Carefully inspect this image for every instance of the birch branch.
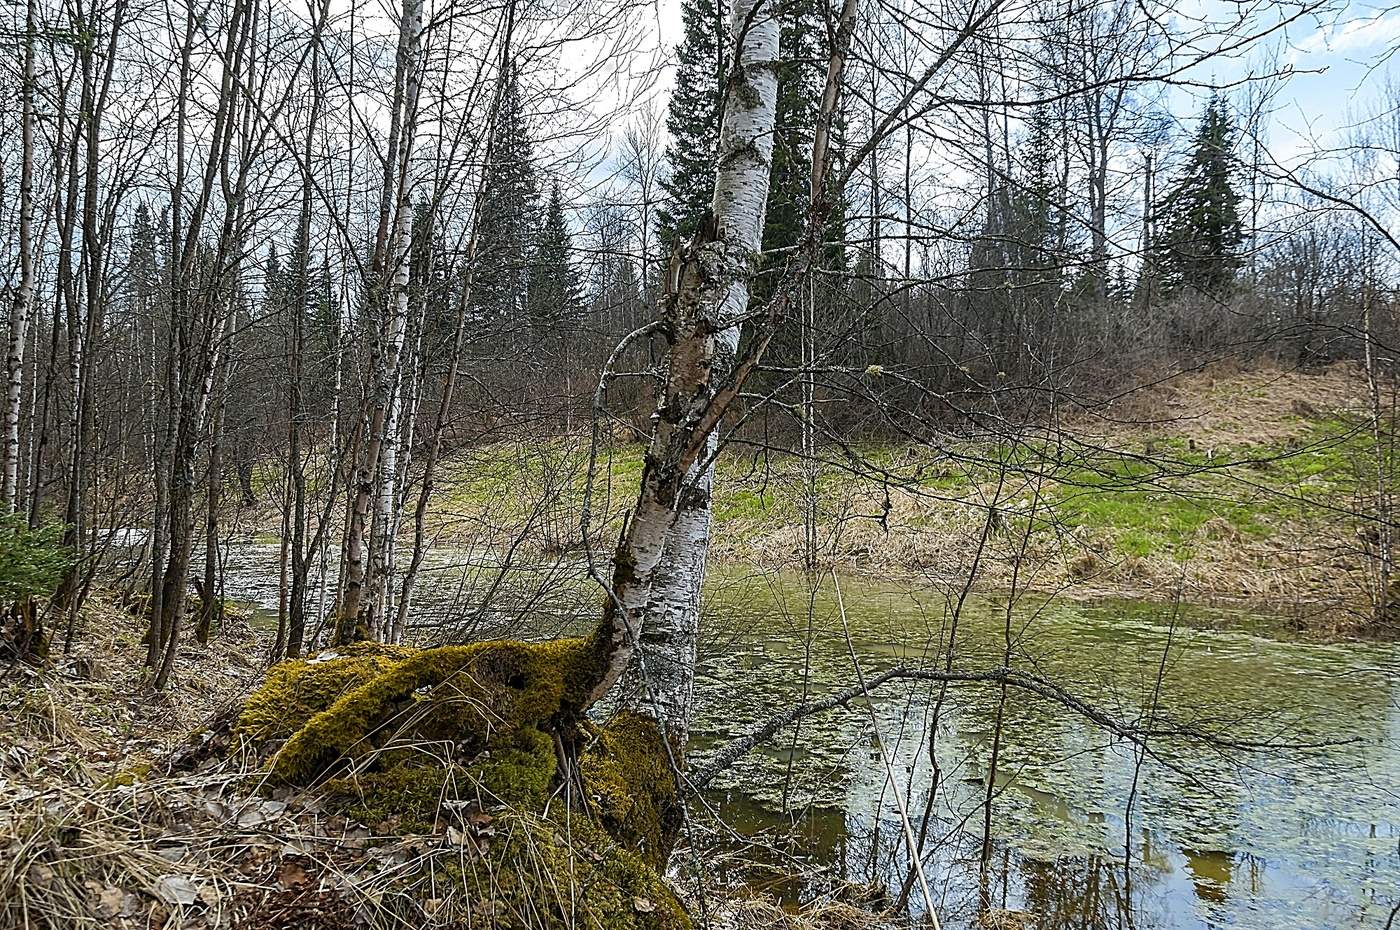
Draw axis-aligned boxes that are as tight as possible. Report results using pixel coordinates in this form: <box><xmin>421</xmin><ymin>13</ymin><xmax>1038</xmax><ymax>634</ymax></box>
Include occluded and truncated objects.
<box><xmin>688</xmin><ymin>663</ymin><xmax>1354</xmax><ymax>790</ymax></box>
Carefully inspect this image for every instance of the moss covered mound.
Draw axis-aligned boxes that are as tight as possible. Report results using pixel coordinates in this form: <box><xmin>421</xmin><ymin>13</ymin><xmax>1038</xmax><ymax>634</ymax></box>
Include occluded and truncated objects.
<box><xmin>581</xmin><ymin>710</ymin><xmax>685</xmax><ymax>869</ymax></box>
<box><xmin>234</xmin><ymin>639</ymin><xmax>688</xmax><ymax>930</ymax></box>
<box><xmin>407</xmin><ymin>810</ymin><xmax>690</xmax><ymax>930</ymax></box>
<box><xmin>236</xmin><ymin>641</ymin><xmax>417</xmax><ymax>744</ymax></box>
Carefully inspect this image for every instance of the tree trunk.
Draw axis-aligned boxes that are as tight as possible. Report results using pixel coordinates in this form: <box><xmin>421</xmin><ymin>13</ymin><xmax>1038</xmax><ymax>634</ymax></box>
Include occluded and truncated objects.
<box><xmin>2</xmin><ymin>0</ymin><xmax>37</xmax><ymax>513</ymax></box>
<box><xmin>590</xmin><ymin>0</ymin><xmax>781</xmax><ymax>732</ymax></box>
<box><xmin>338</xmin><ymin>0</ymin><xmax>423</xmax><ymax>641</ymax></box>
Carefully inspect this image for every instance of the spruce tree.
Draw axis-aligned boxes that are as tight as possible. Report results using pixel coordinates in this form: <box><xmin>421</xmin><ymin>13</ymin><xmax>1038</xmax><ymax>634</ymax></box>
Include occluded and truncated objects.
<box><xmin>473</xmin><ymin>69</ymin><xmax>539</xmax><ymax>321</ymax></box>
<box><xmin>1152</xmin><ymin>94</ymin><xmax>1244</xmax><ymax>299</ymax></box>
<box><xmin>757</xmin><ymin>0</ymin><xmax>849</xmax><ymax>315</ymax></box>
<box><xmin>659</xmin><ymin>0</ymin><xmax>847</xmax><ymax>276</ymax></box>
<box><xmin>761</xmin><ymin>0</ymin><xmax>822</xmax><ymax>269</ymax></box>
<box><xmin>126</xmin><ymin>202</ymin><xmax>162</xmax><ymax>309</ymax></box>
<box><xmin>528</xmin><ymin>183</ymin><xmax>583</xmax><ymax>337</ymax></box>
<box><xmin>657</xmin><ymin>0</ymin><xmax>727</xmax><ymax>248</ymax></box>
<box><xmin>1009</xmin><ymin>106</ymin><xmax>1059</xmax><ymax>293</ymax></box>
<box><xmin>410</xmin><ymin>198</ymin><xmax>457</xmax><ymax>348</ymax></box>
<box><xmin>263</xmin><ymin>242</ymin><xmax>287</xmax><ymax>316</ymax></box>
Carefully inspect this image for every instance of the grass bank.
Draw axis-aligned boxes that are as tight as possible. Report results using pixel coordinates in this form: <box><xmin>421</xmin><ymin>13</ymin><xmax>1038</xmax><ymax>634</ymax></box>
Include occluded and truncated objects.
<box><xmin>427</xmin><ymin>362</ymin><xmax>1391</xmax><ymax>628</ymax></box>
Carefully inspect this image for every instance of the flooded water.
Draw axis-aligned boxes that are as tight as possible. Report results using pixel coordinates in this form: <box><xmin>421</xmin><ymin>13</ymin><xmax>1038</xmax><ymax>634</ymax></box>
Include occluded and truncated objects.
<box><xmin>692</xmin><ymin>570</ymin><xmax>1400</xmax><ymax>930</ymax></box>
<box><xmin>216</xmin><ymin>544</ymin><xmax>1400</xmax><ymax>930</ymax></box>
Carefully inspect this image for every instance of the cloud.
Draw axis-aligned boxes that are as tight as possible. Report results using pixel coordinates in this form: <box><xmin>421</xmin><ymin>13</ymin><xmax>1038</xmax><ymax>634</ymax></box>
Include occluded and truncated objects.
<box><xmin>1293</xmin><ymin>8</ymin><xmax>1400</xmax><ymax>60</ymax></box>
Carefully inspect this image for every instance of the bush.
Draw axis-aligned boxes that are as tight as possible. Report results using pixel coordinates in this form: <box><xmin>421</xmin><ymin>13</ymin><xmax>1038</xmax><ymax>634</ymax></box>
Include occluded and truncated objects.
<box><xmin>0</xmin><ymin>513</ymin><xmax>72</xmax><ymax>605</ymax></box>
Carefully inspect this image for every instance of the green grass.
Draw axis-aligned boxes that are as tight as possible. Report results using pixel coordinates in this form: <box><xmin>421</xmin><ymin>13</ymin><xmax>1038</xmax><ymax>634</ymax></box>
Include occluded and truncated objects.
<box><xmin>302</xmin><ymin>403</ymin><xmax>1392</xmax><ymax>569</ymax></box>
<box><xmin>1043</xmin><ymin>418</ymin><xmax>1384</xmax><ymax>559</ymax></box>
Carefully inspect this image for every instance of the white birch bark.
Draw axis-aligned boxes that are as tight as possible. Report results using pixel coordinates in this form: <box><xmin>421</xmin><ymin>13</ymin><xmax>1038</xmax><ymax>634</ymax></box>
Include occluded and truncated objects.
<box><xmin>3</xmin><ymin>0</ymin><xmax>37</xmax><ymax>512</ymax></box>
<box><xmin>338</xmin><ymin>0</ymin><xmax>422</xmax><ymax>637</ymax></box>
<box><xmin>345</xmin><ymin>198</ymin><xmax>412</xmax><ymax>637</ymax></box>
<box><xmin>609</xmin><ymin>0</ymin><xmax>860</xmax><ymax>738</ymax></box>
<box><xmin>626</xmin><ymin>444</ymin><xmax>723</xmax><ymax>737</ymax></box>
<box><xmin>591</xmin><ymin>0</ymin><xmax>779</xmax><ymax>721</ymax></box>
<box><xmin>370</xmin><ymin>300</ymin><xmax>407</xmax><ymax>629</ymax></box>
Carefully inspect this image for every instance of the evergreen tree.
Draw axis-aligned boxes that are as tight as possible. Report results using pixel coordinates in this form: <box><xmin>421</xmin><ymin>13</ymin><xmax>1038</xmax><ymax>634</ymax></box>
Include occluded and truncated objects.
<box><xmin>473</xmin><ymin>69</ymin><xmax>539</xmax><ymax>321</ymax></box>
<box><xmin>125</xmin><ymin>202</ymin><xmax>162</xmax><ymax>311</ymax></box>
<box><xmin>657</xmin><ymin>0</ymin><xmax>727</xmax><ymax>248</ymax></box>
<box><xmin>761</xmin><ymin>0</ymin><xmax>823</xmax><ymax>271</ymax></box>
<box><xmin>962</xmin><ymin>110</ymin><xmax>1068</xmax><ymax>377</ymax></box>
<box><xmin>410</xmin><ymin>198</ymin><xmax>457</xmax><ymax>348</ymax></box>
<box><xmin>263</xmin><ymin>241</ymin><xmax>288</xmax><ymax>315</ymax></box>
<box><xmin>1151</xmin><ymin>94</ymin><xmax>1244</xmax><ymax>299</ymax></box>
<box><xmin>659</xmin><ymin>0</ymin><xmax>847</xmax><ymax>274</ymax></box>
<box><xmin>1008</xmin><ymin>106</ymin><xmax>1060</xmax><ymax>296</ymax></box>
<box><xmin>528</xmin><ymin>183</ymin><xmax>584</xmax><ymax>337</ymax></box>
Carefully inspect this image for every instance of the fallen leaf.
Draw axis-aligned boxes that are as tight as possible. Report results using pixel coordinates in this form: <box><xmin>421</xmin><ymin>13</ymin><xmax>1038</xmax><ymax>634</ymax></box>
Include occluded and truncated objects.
<box><xmin>96</xmin><ymin>885</ymin><xmax>125</xmax><ymax>917</ymax></box>
<box><xmin>156</xmin><ymin>875</ymin><xmax>199</xmax><ymax>907</ymax></box>
<box><xmin>236</xmin><ymin>811</ymin><xmax>264</xmax><ymax>828</ymax></box>
<box><xmin>277</xmin><ymin>860</ymin><xmax>311</xmax><ymax>890</ymax></box>
<box><xmin>633</xmin><ymin>896</ymin><xmax>655</xmax><ymax>914</ymax></box>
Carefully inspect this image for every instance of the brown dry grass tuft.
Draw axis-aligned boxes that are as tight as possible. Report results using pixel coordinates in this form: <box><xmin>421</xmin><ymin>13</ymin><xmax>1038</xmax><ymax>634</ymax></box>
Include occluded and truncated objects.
<box><xmin>1073</xmin><ymin>359</ymin><xmax>1367</xmax><ymax>447</ymax></box>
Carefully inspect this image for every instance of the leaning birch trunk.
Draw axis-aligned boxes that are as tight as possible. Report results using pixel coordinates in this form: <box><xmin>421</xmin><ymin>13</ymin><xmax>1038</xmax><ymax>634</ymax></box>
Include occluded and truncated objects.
<box><xmin>605</xmin><ymin>0</ymin><xmax>861</xmax><ymax>738</ymax></box>
<box><xmin>2</xmin><ymin>0</ymin><xmax>37</xmax><ymax>513</ymax></box>
<box><xmin>337</xmin><ymin>0</ymin><xmax>423</xmax><ymax>639</ymax></box>
<box><xmin>585</xmin><ymin>0</ymin><xmax>779</xmax><ymax>724</ymax></box>
<box><xmin>623</xmin><ymin>454</ymin><xmax>721</xmax><ymax>740</ymax></box>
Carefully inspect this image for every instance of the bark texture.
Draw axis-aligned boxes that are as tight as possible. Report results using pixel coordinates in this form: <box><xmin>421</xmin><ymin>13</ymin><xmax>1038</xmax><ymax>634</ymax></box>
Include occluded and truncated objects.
<box><xmin>591</xmin><ymin>0</ymin><xmax>779</xmax><ymax>732</ymax></box>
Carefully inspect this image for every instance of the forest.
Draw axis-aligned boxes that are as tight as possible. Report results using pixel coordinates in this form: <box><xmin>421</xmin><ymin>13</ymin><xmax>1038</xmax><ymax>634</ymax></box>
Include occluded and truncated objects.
<box><xmin>1</xmin><ymin>0</ymin><xmax>1399</xmax><ymax>926</ymax></box>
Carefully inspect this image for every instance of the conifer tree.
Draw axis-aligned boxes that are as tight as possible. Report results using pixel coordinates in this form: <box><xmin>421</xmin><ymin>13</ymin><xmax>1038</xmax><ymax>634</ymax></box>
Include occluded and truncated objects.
<box><xmin>659</xmin><ymin>0</ymin><xmax>847</xmax><ymax>279</ymax></box>
<box><xmin>656</xmin><ymin>0</ymin><xmax>727</xmax><ymax>248</ymax></box>
<box><xmin>263</xmin><ymin>242</ymin><xmax>287</xmax><ymax>316</ymax></box>
<box><xmin>410</xmin><ymin>198</ymin><xmax>456</xmax><ymax>348</ymax></box>
<box><xmin>528</xmin><ymin>183</ymin><xmax>584</xmax><ymax>336</ymax></box>
<box><xmin>473</xmin><ymin>69</ymin><xmax>539</xmax><ymax>321</ymax></box>
<box><xmin>762</xmin><ymin>1</ymin><xmax>823</xmax><ymax>269</ymax></box>
<box><xmin>1151</xmin><ymin>94</ymin><xmax>1244</xmax><ymax>299</ymax></box>
<box><xmin>1009</xmin><ymin>106</ymin><xmax>1060</xmax><ymax>294</ymax></box>
<box><xmin>125</xmin><ymin>202</ymin><xmax>162</xmax><ymax>312</ymax></box>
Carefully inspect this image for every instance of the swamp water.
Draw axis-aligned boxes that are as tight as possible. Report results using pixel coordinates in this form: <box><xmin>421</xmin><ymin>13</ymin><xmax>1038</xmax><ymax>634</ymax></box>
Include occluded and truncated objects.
<box><xmin>218</xmin><ymin>544</ymin><xmax>1400</xmax><ymax>929</ymax></box>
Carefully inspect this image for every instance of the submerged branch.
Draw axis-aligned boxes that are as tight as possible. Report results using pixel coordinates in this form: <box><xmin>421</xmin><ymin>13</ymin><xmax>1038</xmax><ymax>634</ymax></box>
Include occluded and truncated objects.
<box><xmin>688</xmin><ymin>664</ymin><xmax>1352</xmax><ymax>790</ymax></box>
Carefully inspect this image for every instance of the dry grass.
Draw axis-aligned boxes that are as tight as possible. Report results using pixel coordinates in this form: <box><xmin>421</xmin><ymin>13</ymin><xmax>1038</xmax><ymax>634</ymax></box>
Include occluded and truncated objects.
<box><xmin>1072</xmin><ymin>359</ymin><xmax>1368</xmax><ymax>447</ymax></box>
<box><xmin>706</xmin><ymin>893</ymin><xmax>903</xmax><ymax>930</ymax></box>
<box><xmin>3</xmin><ymin>597</ymin><xmax>882</xmax><ymax>930</ymax></box>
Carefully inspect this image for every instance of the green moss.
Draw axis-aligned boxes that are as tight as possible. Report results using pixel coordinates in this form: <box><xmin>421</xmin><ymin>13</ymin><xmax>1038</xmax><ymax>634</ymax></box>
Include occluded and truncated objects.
<box><xmin>580</xmin><ymin>712</ymin><xmax>683</xmax><ymax>869</ymax></box>
<box><xmin>234</xmin><ymin>636</ymin><xmax>688</xmax><ymax>929</ymax></box>
<box><xmin>264</xmin><ymin>637</ymin><xmax>600</xmax><ymax>784</ymax></box>
<box><xmin>433</xmin><ymin>810</ymin><xmax>689</xmax><ymax>930</ymax></box>
<box><xmin>324</xmin><ymin>763</ymin><xmax>463</xmax><ymax>830</ymax></box>
<box><xmin>104</xmin><ymin>761</ymin><xmax>154</xmax><ymax>788</ymax></box>
<box><xmin>235</xmin><ymin>641</ymin><xmax>415</xmax><ymax>744</ymax></box>
<box><xmin>471</xmin><ymin>725</ymin><xmax>559</xmax><ymax>809</ymax></box>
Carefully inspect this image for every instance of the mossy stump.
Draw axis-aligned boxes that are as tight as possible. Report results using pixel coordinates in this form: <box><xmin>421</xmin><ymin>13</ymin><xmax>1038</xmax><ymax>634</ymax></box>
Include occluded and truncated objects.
<box><xmin>233</xmin><ymin>638</ymin><xmax>688</xmax><ymax>930</ymax></box>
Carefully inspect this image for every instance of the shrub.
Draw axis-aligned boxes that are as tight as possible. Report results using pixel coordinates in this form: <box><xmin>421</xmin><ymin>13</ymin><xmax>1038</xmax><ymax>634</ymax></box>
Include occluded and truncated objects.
<box><xmin>0</xmin><ymin>513</ymin><xmax>72</xmax><ymax>605</ymax></box>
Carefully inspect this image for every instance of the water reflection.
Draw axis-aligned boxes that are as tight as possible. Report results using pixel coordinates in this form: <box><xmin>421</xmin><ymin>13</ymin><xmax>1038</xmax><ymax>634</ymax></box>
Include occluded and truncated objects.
<box><xmin>691</xmin><ymin>568</ymin><xmax>1400</xmax><ymax>930</ymax></box>
<box><xmin>209</xmin><ymin>544</ymin><xmax>1400</xmax><ymax>929</ymax></box>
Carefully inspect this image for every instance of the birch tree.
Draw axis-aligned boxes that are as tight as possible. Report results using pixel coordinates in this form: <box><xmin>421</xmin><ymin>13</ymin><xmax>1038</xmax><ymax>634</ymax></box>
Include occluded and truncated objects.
<box><xmin>587</xmin><ymin>0</ymin><xmax>783</xmax><ymax>733</ymax></box>
<box><xmin>2</xmin><ymin>0</ymin><xmax>38</xmax><ymax>513</ymax></box>
<box><xmin>337</xmin><ymin>0</ymin><xmax>426</xmax><ymax>641</ymax></box>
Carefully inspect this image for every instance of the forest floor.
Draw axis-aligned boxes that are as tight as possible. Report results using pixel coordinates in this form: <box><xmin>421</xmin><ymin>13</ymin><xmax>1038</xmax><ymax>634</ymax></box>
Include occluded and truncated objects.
<box><xmin>430</xmin><ymin>360</ymin><xmax>1388</xmax><ymax>630</ymax></box>
<box><xmin>0</xmin><ymin>597</ymin><xmax>898</xmax><ymax>930</ymax></box>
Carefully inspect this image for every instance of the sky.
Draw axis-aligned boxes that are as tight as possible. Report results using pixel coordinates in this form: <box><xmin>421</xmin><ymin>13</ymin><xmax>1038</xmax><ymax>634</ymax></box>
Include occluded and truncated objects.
<box><xmin>1270</xmin><ymin>1</ymin><xmax>1400</xmax><ymax>160</ymax></box>
<box><xmin>634</xmin><ymin>0</ymin><xmax>1400</xmax><ymax>165</ymax></box>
